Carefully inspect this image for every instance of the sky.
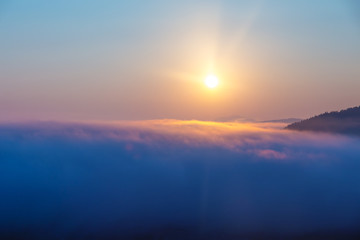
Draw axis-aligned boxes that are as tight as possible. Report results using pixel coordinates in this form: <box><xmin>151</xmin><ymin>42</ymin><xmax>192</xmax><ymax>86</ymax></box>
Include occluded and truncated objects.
<box><xmin>1</xmin><ymin>0</ymin><xmax>360</xmax><ymax>121</ymax></box>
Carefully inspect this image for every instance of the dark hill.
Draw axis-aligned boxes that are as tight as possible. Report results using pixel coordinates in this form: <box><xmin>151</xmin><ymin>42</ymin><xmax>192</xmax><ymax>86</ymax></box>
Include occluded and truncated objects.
<box><xmin>285</xmin><ymin>106</ymin><xmax>360</xmax><ymax>136</ymax></box>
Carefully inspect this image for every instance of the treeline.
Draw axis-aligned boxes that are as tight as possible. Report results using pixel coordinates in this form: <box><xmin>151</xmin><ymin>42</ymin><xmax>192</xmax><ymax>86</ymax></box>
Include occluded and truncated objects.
<box><xmin>286</xmin><ymin>106</ymin><xmax>360</xmax><ymax>136</ymax></box>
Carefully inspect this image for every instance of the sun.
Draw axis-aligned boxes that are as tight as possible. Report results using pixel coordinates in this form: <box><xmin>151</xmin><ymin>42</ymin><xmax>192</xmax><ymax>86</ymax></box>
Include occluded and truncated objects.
<box><xmin>204</xmin><ymin>74</ymin><xmax>219</xmax><ymax>88</ymax></box>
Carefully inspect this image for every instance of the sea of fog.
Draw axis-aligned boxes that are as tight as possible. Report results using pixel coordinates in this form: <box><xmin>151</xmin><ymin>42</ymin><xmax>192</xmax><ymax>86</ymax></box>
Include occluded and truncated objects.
<box><xmin>0</xmin><ymin>120</ymin><xmax>360</xmax><ymax>239</ymax></box>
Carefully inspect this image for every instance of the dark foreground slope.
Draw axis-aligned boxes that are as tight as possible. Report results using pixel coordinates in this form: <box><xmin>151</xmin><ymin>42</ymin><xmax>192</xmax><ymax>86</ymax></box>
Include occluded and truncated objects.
<box><xmin>286</xmin><ymin>106</ymin><xmax>360</xmax><ymax>136</ymax></box>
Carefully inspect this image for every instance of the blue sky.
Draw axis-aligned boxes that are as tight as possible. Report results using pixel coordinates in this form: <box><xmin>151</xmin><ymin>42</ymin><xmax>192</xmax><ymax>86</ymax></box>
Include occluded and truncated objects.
<box><xmin>1</xmin><ymin>0</ymin><xmax>359</xmax><ymax>121</ymax></box>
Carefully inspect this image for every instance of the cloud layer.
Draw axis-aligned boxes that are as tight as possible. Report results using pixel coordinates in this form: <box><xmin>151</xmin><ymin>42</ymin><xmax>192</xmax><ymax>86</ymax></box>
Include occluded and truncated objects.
<box><xmin>0</xmin><ymin>120</ymin><xmax>360</xmax><ymax>239</ymax></box>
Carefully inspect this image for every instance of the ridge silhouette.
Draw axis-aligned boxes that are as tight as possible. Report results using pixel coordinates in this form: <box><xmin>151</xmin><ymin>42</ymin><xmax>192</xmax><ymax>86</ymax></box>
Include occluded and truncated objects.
<box><xmin>286</xmin><ymin>106</ymin><xmax>360</xmax><ymax>136</ymax></box>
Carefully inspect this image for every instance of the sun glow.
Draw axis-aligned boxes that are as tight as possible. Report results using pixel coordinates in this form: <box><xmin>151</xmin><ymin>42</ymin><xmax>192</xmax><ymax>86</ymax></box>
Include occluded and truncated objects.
<box><xmin>204</xmin><ymin>75</ymin><xmax>219</xmax><ymax>88</ymax></box>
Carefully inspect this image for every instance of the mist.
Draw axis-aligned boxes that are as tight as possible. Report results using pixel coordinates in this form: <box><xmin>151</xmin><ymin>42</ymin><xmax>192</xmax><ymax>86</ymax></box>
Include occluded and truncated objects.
<box><xmin>0</xmin><ymin>121</ymin><xmax>360</xmax><ymax>239</ymax></box>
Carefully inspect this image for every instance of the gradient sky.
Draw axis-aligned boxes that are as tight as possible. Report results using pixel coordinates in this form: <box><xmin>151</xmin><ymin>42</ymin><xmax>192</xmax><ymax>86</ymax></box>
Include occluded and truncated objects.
<box><xmin>1</xmin><ymin>0</ymin><xmax>360</xmax><ymax>121</ymax></box>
